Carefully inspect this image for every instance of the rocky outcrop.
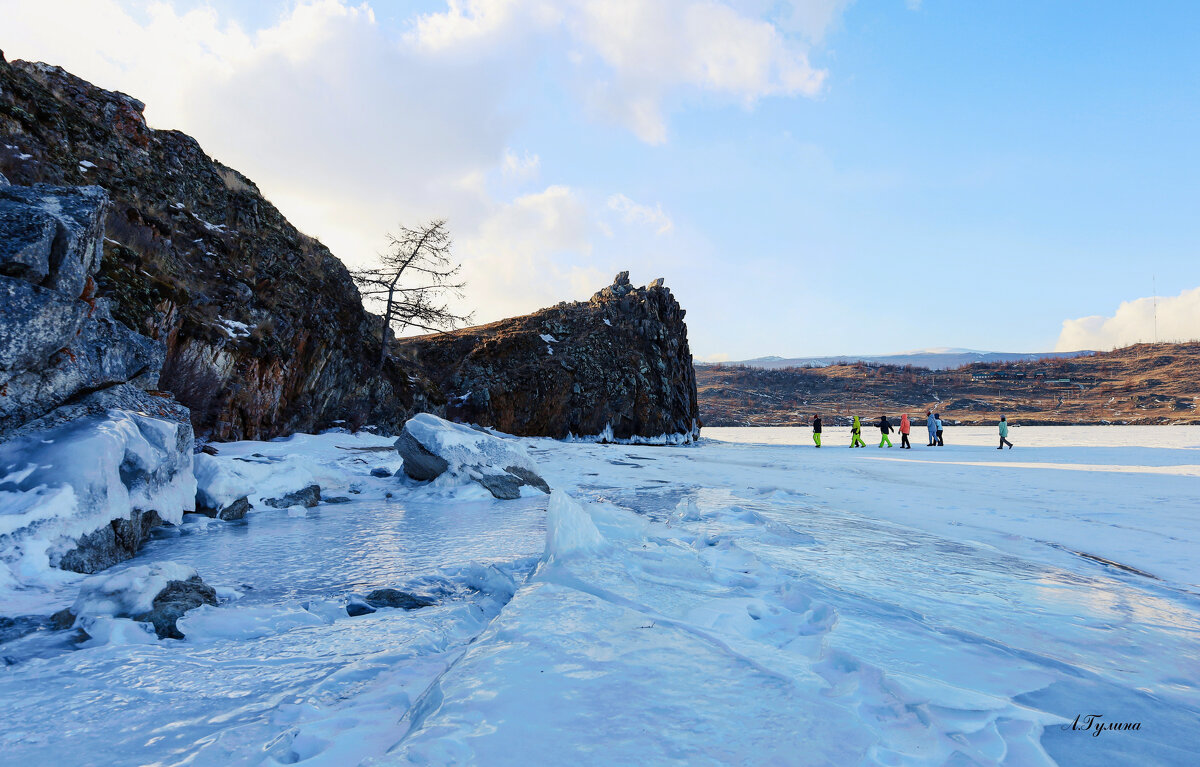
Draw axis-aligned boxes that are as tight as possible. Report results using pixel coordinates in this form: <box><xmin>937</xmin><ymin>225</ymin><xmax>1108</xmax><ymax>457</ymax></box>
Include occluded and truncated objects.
<box><xmin>0</xmin><ymin>183</ymin><xmax>196</xmax><ymax>581</ymax></box>
<box><xmin>0</xmin><ymin>55</ymin><xmax>433</xmax><ymax>440</ymax></box>
<box><xmin>399</xmin><ymin>272</ymin><xmax>700</xmax><ymax>442</ymax></box>
<box><xmin>395</xmin><ymin>413</ymin><xmax>551</xmax><ymax>499</ymax></box>
<box><xmin>0</xmin><ymin>184</ymin><xmax>170</xmax><ymax>436</ymax></box>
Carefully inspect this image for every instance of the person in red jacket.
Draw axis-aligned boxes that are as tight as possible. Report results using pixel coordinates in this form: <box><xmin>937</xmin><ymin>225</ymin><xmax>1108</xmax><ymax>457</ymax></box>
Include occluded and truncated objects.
<box><xmin>899</xmin><ymin>413</ymin><xmax>911</xmax><ymax>449</ymax></box>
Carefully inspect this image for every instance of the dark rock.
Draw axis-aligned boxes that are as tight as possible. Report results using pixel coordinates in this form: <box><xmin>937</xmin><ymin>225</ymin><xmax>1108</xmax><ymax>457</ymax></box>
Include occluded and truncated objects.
<box><xmin>364</xmin><ymin>588</ymin><xmax>434</xmax><ymax>610</ymax></box>
<box><xmin>345</xmin><ymin>600</ymin><xmax>376</xmax><ymax>617</ymax></box>
<box><xmin>0</xmin><ymin>58</ymin><xmax>436</xmax><ymax>440</ymax></box>
<box><xmin>49</xmin><ymin>609</ymin><xmax>76</xmax><ymax>631</ymax></box>
<box><xmin>196</xmin><ymin>496</ymin><xmax>249</xmax><ymax>521</ymax></box>
<box><xmin>503</xmin><ymin>465</ymin><xmax>550</xmax><ymax>494</ymax></box>
<box><xmin>133</xmin><ymin>575</ymin><xmax>217</xmax><ymax>640</ymax></box>
<box><xmin>323</xmin><ymin>496</ymin><xmax>352</xmax><ymax>504</ymax></box>
<box><xmin>370</xmin><ymin>467</ymin><xmax>393</xmax><ymax>478</ymax></box>
<box><xmin>57</xmin><ymin>509</ymin><xmax>164</xmax><ymax>574</ymax></box>
<box><xmin>263</xmin><ymin>484</ymin><xmax>321</xmax><ymax>509</ymax></box>
<box><xmin>397</xmin><ymin>272</ymin><xmax>699</xmax><ymax>442</ymax></box>
<box><xmin>395</xmin><ymin>429</ymin><xmax>449</xmax><ymax>481</ymax></box>
<box><xmin>200</xmin><ymin>444</ymin><xmax>220</xmax><ymax>455</ymax></box>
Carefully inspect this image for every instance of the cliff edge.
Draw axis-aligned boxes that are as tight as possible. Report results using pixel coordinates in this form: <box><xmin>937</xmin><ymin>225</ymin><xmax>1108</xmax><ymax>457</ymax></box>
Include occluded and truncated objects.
<box><xmin>399</xmin><ymin>272</ymin><xmax>700</xmax><ymax>442</ymax></box>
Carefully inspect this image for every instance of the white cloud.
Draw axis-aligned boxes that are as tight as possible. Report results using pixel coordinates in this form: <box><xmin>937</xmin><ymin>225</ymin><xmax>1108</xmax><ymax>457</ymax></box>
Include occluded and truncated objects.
<box><xmin>501</xmin><ymin>148</ymin><xmax>541</xmax><ymax>179</ymax></box>
<box><xmin>2</xmin><ymin>0</ymin><xmax>845</xmax><ymax>327</ymax></box>
<box><xmin>607</xmin><ymin>194</ymin><xmax>674</xmax><ymax>235</ymax></box>
<box><xmin>1056</xmin><ymin>287</ymin><xmax>1200</xmax><ymax>351</ymax></box>
<box><xmin>409</xmin><ymin>0</ymin><xmax>828</xmax><ymax>143</ymax></box>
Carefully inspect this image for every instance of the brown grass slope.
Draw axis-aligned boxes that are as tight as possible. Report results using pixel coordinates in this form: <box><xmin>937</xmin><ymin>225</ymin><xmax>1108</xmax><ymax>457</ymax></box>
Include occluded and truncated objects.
<box><xmin>697</xmin><ymin>342</ymin><xmax>1200</xmax><ymax>426</ymax></box>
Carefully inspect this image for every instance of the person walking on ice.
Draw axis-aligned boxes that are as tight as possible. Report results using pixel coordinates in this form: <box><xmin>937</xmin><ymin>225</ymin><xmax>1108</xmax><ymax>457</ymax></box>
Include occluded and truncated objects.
<box><xmin>812</xmin><ymin>414</ymin><xmax>822</xmax><ymax>448</ymax></box>
<box><xmin>877</xmin><ymin>415</ymin><xmax>894</xmax><ymax>447</ymax></box>
<box><xmin>926</xmin><ymin>410</ymin><xmax>937</xmax><ymax>446</ymax></box>
<box><xmin>899</xmin><ymin>413</ymin><xmax>911</xmax><ymax>448</ymax></box>
<box><xmin>998</xmin><ymin>415</ymin><xmax>1014</xmax><ymax>449</ymax></box>
<box><xmin>935</xmin><ymin>413</ymin><xmax>945</xmax><ymax>446</ymax></box>
<box><xmin>850</xmin><ymin>416</ymin><xmax>866</xmax><ymax>447</ymax></box>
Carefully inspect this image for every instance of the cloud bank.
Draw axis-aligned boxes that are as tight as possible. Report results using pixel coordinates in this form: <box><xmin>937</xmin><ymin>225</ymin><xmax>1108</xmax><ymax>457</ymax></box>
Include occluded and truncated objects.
<box><xmin>2</xmin><ymin>0</ymin><xmax>838</xmax><ymax>331</ymax></box>
<box><xmin>1056</xmin><ymin>287</ymin><xmax>1200</xmax><ymax>351</ymax></box>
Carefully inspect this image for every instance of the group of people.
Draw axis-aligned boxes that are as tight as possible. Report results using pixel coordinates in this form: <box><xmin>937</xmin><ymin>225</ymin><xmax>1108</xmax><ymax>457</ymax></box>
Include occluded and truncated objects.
<box><xmin>810</xmin><ymin>412</ymin><xmax>1015</xmax><ymax>449</ymax></box>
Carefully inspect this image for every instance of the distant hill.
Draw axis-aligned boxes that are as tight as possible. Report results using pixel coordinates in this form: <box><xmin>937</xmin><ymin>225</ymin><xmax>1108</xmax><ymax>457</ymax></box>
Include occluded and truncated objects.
<box><xmin>706</xmin><ymin>348</ymin><xmax>1095</xmax><ymax>371</ymax></box>
<box><xmin>697</xmin><ymin>342</ymin><xmax>1199</xmax><ymax>426</ymax></box>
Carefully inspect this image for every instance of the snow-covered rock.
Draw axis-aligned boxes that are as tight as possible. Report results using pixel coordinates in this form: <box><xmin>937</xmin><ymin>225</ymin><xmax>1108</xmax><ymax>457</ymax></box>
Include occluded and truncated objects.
<box><xmin>61</xmin><ymin>560</ymin><xmax>217</xmax><ymax>640</ymax></box>
<box><xmin>394</xmin><ymin>413</ymin><xmax>550</xmax><ymax>499</ymax></box>
<box><xmin>0</xmin><ymin>409</ymin><xmax>195</xmax><ymax>592</ymax></box>
<box><xmin>194</xmin><ymin>452</ymin><xmax>320</xmax><ymax>515</ymax></box>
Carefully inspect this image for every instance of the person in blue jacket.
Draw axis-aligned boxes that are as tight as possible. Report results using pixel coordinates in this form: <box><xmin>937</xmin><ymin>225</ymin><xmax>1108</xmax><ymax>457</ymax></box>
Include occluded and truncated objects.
<box><xmin>926</xmin><ymin>410</ymin><xmax>937</xmax><ymax>446</ymax></box>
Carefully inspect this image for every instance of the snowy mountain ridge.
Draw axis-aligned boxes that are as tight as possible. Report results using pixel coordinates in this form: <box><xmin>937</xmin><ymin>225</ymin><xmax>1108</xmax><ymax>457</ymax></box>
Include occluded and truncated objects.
<box><xmin>710</xmin><ymin>348</ymin><xmax>1095</xmax><ymax>371</ymax></box>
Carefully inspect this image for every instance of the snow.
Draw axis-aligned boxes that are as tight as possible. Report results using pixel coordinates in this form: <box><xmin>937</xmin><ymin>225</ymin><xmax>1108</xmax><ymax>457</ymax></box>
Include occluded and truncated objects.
<box><xmin>215</xmin><ymin>316</ymin><xmax>251</xmax><ymax>338</ymax></box>
<box><xmin>539</xmin><ymin>333</ymin><xmax>558</xmax><ymax>343</ymax></box>
<box><xmin>193</xmin><ymin>429</ymin><xmax>399</xmax><ymax>511</ymax></box>
<box><xmin>0</xmin><ymin>411</ymin><xmax>194</xmax><ymax>606</ymax></box>
<box><xmin>1</xmin><ymin>425</ymin><xmax>1198</xmax><ymax>765</ymax></box>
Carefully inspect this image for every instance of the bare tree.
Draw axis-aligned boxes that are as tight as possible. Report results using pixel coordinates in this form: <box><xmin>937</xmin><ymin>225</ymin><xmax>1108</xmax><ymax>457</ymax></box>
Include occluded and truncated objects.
<box><xmin>350</xmin><ymin>219</ymin><xmax>473</xmax><ymax>371</ymax></box>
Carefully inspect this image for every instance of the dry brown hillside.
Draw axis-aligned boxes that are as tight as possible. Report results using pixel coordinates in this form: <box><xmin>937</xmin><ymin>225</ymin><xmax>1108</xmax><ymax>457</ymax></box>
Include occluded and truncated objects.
<box><xmin>697</xmin><ymin>342</ymin><xmax>1200</xmax><ymax>426</ymax></box>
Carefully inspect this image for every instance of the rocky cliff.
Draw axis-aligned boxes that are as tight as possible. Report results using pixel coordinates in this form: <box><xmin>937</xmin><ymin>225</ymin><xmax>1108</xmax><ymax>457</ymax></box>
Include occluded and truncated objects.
<box><xmin>398</xmin><ymin>272</ymin><xmax>700</xmax><ymax>442</ymax></box>
<box><xmin>0</xmin><ymin>183</ymin><xmax>195</xmax><ymax>576</ymax></box>
<box><xmin>0</xmin><ymin>53</ymin><xmax>430</xmax><ymax>440</ymax></box>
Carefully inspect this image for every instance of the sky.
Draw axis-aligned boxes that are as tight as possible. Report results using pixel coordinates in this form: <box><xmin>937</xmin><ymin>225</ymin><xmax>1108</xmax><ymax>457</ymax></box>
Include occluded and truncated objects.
<box><xmin>4</xmin><ymin>0</ymin><xmax>1199</xmax><ymax>360</ymax></box>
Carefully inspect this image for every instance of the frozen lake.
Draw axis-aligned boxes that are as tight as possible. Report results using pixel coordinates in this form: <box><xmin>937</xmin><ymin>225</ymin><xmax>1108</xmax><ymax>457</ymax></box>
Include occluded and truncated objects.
<box><xmin>1</xmin><ymin>426</ymin><xmax>1198</xmax><ymax>765</ymax></box>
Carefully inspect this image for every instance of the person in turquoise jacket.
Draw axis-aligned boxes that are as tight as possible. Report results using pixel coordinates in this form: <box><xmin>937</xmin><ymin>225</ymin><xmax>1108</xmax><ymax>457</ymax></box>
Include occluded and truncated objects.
<box><xmin>998</xmin><ymin>415</ymin><xmax>1014</xmax><ymax>449</ymax></box>
<box><xmin>850</xmin><ymin>416</ymin><xmax>866</xmax><ymax>448</ymax></box>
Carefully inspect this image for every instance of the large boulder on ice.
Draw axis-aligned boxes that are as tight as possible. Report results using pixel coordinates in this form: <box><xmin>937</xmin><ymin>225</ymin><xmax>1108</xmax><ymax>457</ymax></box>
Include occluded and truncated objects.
<box><xmin>58</xmin><ymin>561</ymin><xmax>217</xmax><ymax>640</ymax></box>
<box><xmin>397</xmin><ymin>272</ymin><xmax>700</xmax><ymax>443</ymax></box>
<box><xmin>395</xmin><ymin>414</ymin><xmax>550</xmax><ymax>500</ymax></box>
<box><xmin>193</xmin><ymin>452</ymin><xmax>322</xmax><ymax>516</ymax></box>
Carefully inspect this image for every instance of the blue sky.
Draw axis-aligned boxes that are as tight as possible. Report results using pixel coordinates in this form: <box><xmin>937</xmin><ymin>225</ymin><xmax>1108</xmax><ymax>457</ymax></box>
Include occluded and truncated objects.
<box><xmin>6</xmin><ymin>1</ymin><xmax>1199</xmax><ymax>358</ymax></box>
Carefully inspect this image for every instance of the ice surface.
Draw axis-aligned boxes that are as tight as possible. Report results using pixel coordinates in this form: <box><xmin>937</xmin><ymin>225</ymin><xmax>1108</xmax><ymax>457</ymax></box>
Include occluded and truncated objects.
<box><xmin>1</xmin><ymin>426</ymin><xmax>1198</xmax><ymax>765</ymax></box>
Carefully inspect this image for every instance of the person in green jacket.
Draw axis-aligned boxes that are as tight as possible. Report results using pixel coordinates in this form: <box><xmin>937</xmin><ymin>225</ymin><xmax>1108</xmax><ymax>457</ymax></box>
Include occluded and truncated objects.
<box><xmin>998</xmin><ymin>415</ymin><xmax>1014</xmax><ymax>449</ymax></box>
<box><xmin>850</xmin><ymin>416</ymin><xmax>866</xmax><ymax>448</ymax></box>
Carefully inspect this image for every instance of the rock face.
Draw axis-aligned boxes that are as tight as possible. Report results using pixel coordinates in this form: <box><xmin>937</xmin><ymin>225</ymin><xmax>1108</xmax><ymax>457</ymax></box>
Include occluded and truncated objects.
<box><xmin>395</xmin><ymin>413</ymin><xmax>551</xmax><ymax>499</ymax></box>
<box><xmin>399</xmin><ymin>272</ymin><xmax>700</xmax><ymax>442</ymax></box>
<box><xmin>0</xmin><ymin>182</ymin><xmax>196</xmax><ymax>579</ymax></box>
<box><xmin>0</xmin><ymin>184</ymin><xmax>171</xmax><ymax>437</ymax></box>
<box><xmin>0</xmin><ymin>55</ymin><xmax>433</xmax><ymax>440</ymax></box>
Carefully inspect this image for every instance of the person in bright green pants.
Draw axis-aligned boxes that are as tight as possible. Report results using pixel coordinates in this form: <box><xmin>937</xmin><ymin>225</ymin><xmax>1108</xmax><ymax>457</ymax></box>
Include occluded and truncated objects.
<box><xmin>877</xmin><ymin>415</ymin><xmax>893</xmax><ymax>447</ymax></box>
<box><xmin>850</xmin><ymin>416</ymin><xmax>866</xmax><ymax>447</ymax></box>
<box><xmin>812</xmin><ymin>414</ymin><xmax>822</xmax><ymax>447</ymax></box>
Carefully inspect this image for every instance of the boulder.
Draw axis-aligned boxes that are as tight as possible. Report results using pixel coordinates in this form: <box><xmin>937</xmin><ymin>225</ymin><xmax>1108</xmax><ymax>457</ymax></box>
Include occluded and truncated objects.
<box><xmin>264</xmin><ymin>484</ymin><xmax>321</xmax><ymax>509</ymax></box>
<box><xmin>60</xmin><ymin>562</ymin><xmax>217</xmax><ymax>640</ymax></box>
<box><xmin>395</xmin><ymin>414</ymin><xmax>549</xmax><ymax>499</ymax></box>
<box><xmin>196</xmin><ymin>496</ymin><xmax>250</xmax><ymax>521</ymax></box>
<box><xmin>365</xmin><ymin>588</ymin><xmax>435</xmax><ymax>610</ymax></box>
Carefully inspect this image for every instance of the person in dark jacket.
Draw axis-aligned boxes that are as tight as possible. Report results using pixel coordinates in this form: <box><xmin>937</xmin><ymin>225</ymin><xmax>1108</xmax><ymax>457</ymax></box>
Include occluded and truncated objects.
<box><xmin>812</xmin><ymin>414</ymin><xmax>822</xmax><ymax>448</ymax></box>
<box><xmin>877</xmin><ymin>415</ymin><xmax>893</xmax><ymax>448</ymax></box>
<box><xmin>935</xmin><ymin>413</ymin><xmax>945</xmax><ymax>446</ymax></box>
